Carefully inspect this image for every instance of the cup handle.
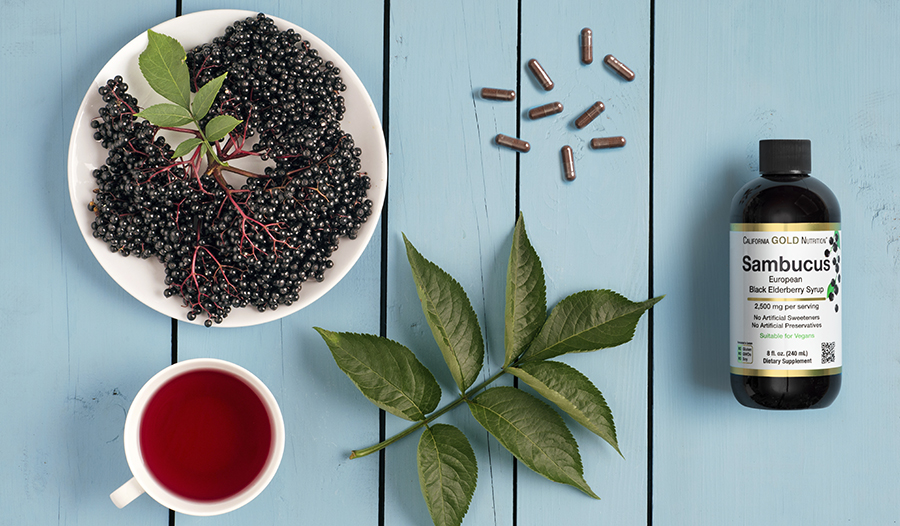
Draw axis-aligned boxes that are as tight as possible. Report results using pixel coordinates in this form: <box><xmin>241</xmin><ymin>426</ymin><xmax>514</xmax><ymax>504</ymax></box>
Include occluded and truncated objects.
<box><xmin>110</xmin><ymin>477</ymin><xmax>145</xmax><ymax>508</ymax></box>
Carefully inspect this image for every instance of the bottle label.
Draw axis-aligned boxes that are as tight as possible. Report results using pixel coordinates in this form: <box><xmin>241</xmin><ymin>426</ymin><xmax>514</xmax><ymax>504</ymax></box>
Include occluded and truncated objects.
<box><xmin>730</xmin><ymin>223</ymin><xmax>842</xmax><ymax>376</ymax></box>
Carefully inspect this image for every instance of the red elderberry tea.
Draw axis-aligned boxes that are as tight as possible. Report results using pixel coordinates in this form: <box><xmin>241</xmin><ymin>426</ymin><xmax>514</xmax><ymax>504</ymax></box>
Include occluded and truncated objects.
<box><xmin>139</xmin><ymin>369</ymin><xmax>274</xmax><ymax>501</ymax></box>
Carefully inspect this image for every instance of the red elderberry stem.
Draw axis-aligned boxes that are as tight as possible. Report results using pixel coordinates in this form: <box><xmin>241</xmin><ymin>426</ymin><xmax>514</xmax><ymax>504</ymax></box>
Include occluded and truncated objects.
<box><xmin>221</xmin><ymin>165</ymin><xmax>266</xmax><ymax>179</ymax></box>
<box><xmin>159</xmin><ymin>126</ymin><xmax>202</xmax><ymax>136</ymax></box>
<box><xmin>209</xmin><ymin>168</ymin><xmax>285</xmax><ymax>257</ymax></box>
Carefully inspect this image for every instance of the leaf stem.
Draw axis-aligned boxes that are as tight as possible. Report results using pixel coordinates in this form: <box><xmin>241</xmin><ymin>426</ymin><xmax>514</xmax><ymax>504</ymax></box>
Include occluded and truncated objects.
<box><xmin>195</xmin><ymin>122</ymin><xmax>226</xmax><ymax>167</ymax></box>
<box><xmin>350</xmin><ymin>368</ymin><xmax>508</xmax><ymax>459</ymax></box>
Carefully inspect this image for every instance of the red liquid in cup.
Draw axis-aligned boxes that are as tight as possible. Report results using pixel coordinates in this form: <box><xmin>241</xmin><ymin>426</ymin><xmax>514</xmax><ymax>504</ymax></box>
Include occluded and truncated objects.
<box><xmin>139</xmin><ymin>369</ymin><xmax>273</xmax><ymax>501</ymax></box>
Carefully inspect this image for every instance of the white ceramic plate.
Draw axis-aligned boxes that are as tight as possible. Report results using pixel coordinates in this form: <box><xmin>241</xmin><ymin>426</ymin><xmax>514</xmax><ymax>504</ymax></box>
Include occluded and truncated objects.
<box><xmin>68</xmin><ymin>10</ymin><xmax>386</xmax><ymax>327</ymax></box>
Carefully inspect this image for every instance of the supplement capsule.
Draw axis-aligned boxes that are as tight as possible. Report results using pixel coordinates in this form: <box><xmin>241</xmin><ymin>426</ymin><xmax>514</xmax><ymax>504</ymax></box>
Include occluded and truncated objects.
<box><xmin>575</xmin><ymin>101</ymin><xmax>605</xmax><ymax>129</ymax></box>
<box><xmin>495</xmin><ymin>134</ymin><xmax>531</xmax><ymax>153</ymax></box>
<box><xmin>590</xmin><ymin>136</ymin><xmax>626</xmax><ymax>149</ymax></box>
<box><xmin>527</xmin><ymin>59</ymin><xmax>554</xmax><ymax>90</ymax></box>
<box><xmin>604</xmin><ymin>54</ymin><xmax>635</xmax><ymax>81</ymax></box>
<box><xmin>561</xmin><ymin>145</ymin><xmax>576</xmax><ymax>181</ymax></box>
<box><xmin>581</xmin><ymin>28</ymin><xmax>593</xmax><ymax>64</ymax></box>
<box><xmin>528</xmin><ymin>101</ymin><xmax>564</xmax><ymax>120</ymax></box>
<box><xmin>480</xmin><ymin>88</ymin><xmax>516</xmax><ymax>101</ymax></box>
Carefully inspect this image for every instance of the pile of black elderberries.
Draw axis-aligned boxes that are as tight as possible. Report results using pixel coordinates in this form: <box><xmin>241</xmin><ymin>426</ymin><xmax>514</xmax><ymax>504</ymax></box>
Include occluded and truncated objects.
<box><xmin>89</xmin><ymin>13</ymin><xmax>373</xmax><ymax>326</ymax></box>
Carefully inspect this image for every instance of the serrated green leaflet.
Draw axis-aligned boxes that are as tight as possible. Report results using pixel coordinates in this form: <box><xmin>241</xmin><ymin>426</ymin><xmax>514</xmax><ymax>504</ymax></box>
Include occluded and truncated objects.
<box><xmin>468</xmin><ymin>386</ymin><xmax>598</xmax><ymax>499</ymax></box>
<box><xmin>205</xmin><ymin>114</ymin><xmax>242</xmax><ymax>142</ymax></box>
<box><xmin>504</xmin><ymin>212</ymin><xmax>547</xmax><ymax>367</ymax></box>
<box><xmin>171</xmin><ymin>137</ymin><xmax>203</xmax><ymax>159</ymax></box>
<box><xmin>417</xmin><ymin>424</ymin><xmax>477</xmax><ymax>526</ymax></box>
<box><xmin>138</xmin><ymin>30</ymin><xmax>191</xmax><ymax>109</ymax></box>
<box><xmin>315</xmin><ymin>328</ymin><xmax>441</xmax><ymax>421</ymax></box>
<box><xmin>522</xmin><ymin>291</ymin><xmax>664</xmax><ymax>362</ymax></box>
<box><xmin>134</xmin><ymin>103</ymin><xmax>193</xmax><ymax>127</ymax></box>
<box><xmin>404</xmin><ymin>233</ymin><xmax>484</xmax><ymax>391</ymax></box>
<box><xmin>508</xmin><ymin>361</ymin><xmax>620</xmax><ymax>455</ymax></box>
<box><xmin>192</xmin><ymin>72</ymin><xmax>227</xmax><ymax>121</ymax></box>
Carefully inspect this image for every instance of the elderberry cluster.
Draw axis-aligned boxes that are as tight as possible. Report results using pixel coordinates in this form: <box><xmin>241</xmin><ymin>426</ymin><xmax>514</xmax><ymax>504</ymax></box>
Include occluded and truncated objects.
<box><xmin>90</xmin><ymin>76</ymin><xmax>186</xmax><ymax>260</ymax></box>
<box><xmin>89</xmin><ymin>14</ymin><xmax>372</xmax><ymax>326</ymax></box>
<box><xmin>186</xmin><ymin>14</ymin><xmax>348</xmax><ymax>165</ymax></box>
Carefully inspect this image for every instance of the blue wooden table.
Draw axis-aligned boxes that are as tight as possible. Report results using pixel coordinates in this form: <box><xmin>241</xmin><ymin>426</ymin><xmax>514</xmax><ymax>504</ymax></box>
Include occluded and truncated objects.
<box><xmin>3</xmin><ymin>1</ymin><xmax>899</xmax><ymax>524</ymax></box>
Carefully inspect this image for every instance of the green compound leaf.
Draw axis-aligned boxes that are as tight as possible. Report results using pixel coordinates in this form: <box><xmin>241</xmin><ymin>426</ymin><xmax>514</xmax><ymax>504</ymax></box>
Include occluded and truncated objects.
<box><xmin>134</xmin><ymin>103</ymin><xmax>193</xmax><ymax>127</ymax></box>
<box><xmin>204</xmin><ymin>114</ymin><xmax>243</xmax><ymax>143</ymax></box>
<box><xmin>170</xmin><ymin>137</ymin><xmax>203</xmax><ymax>159</ymax></box>
<box><xmin>138</xmin><ymin>30</ymin><xmax>191</xmax><ymax>110</ymax></box>
<box><xmin>522</xmin><ymin>291</ymin><xmax>663</xmax><ymax>363</ymax></box>
<box><xmin>468</xmin><ymin>386</ymin><xmax>598</xmax><ymax>499</ymax></box>
<box><xmin>192</xmin><ymin>72</ymin><xmax>227</xmax><ymax>121</ymax></box>
<box><xmin>417</xmin><ymin>424</ymin><xmax>478</xmax><ymax>526</ymax></box>
<box><xmin>508</xmin><ymin>361</ymin><xmax>620</xmax><ymax>456</ymax></box>
<box><xmin>504</xmin><ymin>212</ymin><xmax>547</xmax><ymax>367</ymax></box>
<box><xmin>315</xmin><ymin>328</ymin><xmax>441</xmax><ymax>421</ymax></box>
<box><xmin>404</xmin><ymin>233</ymin><xmax>484</xmax><ymax>392</ymax></box>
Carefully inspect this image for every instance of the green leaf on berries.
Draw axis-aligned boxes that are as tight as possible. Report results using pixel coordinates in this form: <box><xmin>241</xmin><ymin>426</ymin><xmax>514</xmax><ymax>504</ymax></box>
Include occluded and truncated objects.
<box><xmin>404</xmin><ymin>233</ymin><xmax>484</xmax><ymax>392</ymax></box>
<box><xmin>204</xmin><ymin>114</ymin><xmax>243</xmax><ymax>142</ymax></box>
<box><xmin>171</xmin><ymin>137</ymin><xmax>203</xmax><ymax>159</ymax></box>
<box><xmin>134</xmin><ymin>103</ymin><xmax>193</xmax><ymax>127</ymax></box>
<box><xmin>468</xmin><ymin>387</ymin><xmax>598</xmax><ymax>499</ymax></box>
<box><xmin>139</xmin><ymin>30</ymin><xmax>191</xmax><ymax>110</ymax></box>
<box><xmin>504</xmin><ymin>212</ymin><xmax>547</xmax><ymax>367</ymax></box>
<box><xmin>192</xmin><ymin>72</ymin><xmax>228</xmax><ymax>121</ymax></box>
<box><xmin>417</xmin><ymin>424</ymin><xmax>478</xmax><ymax>526</ymax></box>
<box><xmin>522</xmin><ymin>291</ymin><xmax>663</xmax><ymax>363</ymax></box>
<box><xmin>315</xmin><ymin>328</ymin><xmax>441</xmax><ymax>421</ymax></box>
<box><xmin>508</xmin><ymin>361</ymin><xmax>620</xmax><ymax>455</ymax></box>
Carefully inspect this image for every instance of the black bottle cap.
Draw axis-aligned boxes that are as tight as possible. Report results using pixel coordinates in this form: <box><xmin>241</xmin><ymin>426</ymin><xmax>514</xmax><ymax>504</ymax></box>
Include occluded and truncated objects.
<box><xmin>759</xmin><ymin>139</ymin><xmax>811</xmax><ymax>174</ymax></box>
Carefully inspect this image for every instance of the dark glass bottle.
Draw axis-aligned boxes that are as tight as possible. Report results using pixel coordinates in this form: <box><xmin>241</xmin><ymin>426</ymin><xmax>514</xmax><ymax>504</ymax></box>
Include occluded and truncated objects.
<box><xmin>730</xmin><ymin>140</ymin><xmax>841</xmax><ymax>409</ymax></box>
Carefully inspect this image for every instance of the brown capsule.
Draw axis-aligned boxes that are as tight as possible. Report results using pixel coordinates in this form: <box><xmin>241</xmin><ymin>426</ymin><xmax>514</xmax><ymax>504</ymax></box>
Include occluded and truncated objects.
<box><xmin>604</xmin><ymin>54</ymin><xmax>635</xmax><ymax>81</ymax></box>
<box><xmin>581</xmin><ymin>28</ymin><xmax>593</xmax><ymax>64</ymax></box>
<box><xmin>590</xmin><ymin>136</ymin><xmax>626</xmax><ymax>149</ymax></box>
<box><xmin>528</xmin><ymin>101</ymin><xmax>564</xmax><ymax>120</ymax></box>
<box><xmin>481</xmin><ymin>88</ymin><xmax>516</xmax><ymax>101</ymax></box>
<box><xmin>527</xmin><ymin>59</ymin><xmax>554</xmax><ymax>90</ymax></box>
<box><xmin>495</xmin><ymin>134</ymin><xmax>531</xmax><ymax>153</ymax></box>
<box><xmin>574</xmin><ymin>101</ymin><xmax>605</xmax><ymax>129</ymax></box>
<box><xmin>561</xmin><ymin>145</ymin><xmax>576</xmax><ymax>181</ymax></box>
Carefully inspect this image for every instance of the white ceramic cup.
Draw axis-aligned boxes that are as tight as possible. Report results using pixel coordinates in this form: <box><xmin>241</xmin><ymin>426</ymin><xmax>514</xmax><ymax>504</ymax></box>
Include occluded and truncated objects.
<box><xmin>110</xmin><ymin>358</ymin><xmax>285</xmax><ymax>515</ymax></box>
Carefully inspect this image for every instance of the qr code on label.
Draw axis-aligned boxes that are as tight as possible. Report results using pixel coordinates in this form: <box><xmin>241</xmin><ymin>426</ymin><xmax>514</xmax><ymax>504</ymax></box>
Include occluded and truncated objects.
<box><xmin>821</xmin><ymin>341</ymin><xmax>836</xmax><ymax>364</ymax></box>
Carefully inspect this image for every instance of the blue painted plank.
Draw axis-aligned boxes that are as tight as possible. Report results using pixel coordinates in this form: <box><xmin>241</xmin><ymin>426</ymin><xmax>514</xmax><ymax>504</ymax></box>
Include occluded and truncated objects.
<box><xmin>517</xmin><ymin>1</ymin><xmax>651</xmax><ymax>524</ymax></box>
<box><xmin>385</xmin><ymin>1</ymin><xmax>519</xmax><ymax>524</ymax></box>
<box><xmin>0</xmin><ymin>1</ymin><xmax>176</xmax><ymax>525</ymax></box>
<box><xmin>174</xmin><ymin>3</ymin><xmax>385</xmax><ymax>525</ymax></box>
<box><xmin>654</xmin><ymin>2</ymin><xmax>900</xmax><ymax>523</ymax></box>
